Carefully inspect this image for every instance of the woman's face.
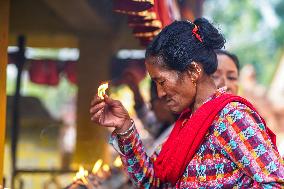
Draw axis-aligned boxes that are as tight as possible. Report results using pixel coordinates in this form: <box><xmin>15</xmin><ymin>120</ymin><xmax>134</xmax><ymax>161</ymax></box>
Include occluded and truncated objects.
<box><xmin>145</xmin><ymin>56</ymin><xmax>196</xmax><ymax>114</ymax></box>
<box><xmin>212</xmin><ymin>54</ymin><xmax>239</xmax><ymax>95</ymax></box>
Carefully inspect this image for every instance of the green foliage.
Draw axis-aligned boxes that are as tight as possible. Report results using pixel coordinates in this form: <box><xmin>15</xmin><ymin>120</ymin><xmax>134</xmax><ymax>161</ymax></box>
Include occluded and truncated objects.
<box><xmin>274</xmin><ymin>1</ymin><xmax>284</xmax><ymax>47</ymax></box>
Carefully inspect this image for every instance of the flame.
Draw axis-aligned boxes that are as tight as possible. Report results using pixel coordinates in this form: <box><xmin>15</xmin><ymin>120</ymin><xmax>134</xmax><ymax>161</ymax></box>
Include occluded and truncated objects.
<box><xmin>74</xmin><ymin>165</ymin><xmax>89</xmax><ymax>184</ymax></box>
<box><xmin>92</xmin><ymin>159</ymin><xmax>103</xmax><ymax>174</ymax></box>
<box><xmin>102</xmin><ymin>164</ymin><xmax>110</xmax><ymax>172</ymax></box>
<box><xmin>98</xmin><ymin>82</ymin><xmax>109</xmax><ymax>99</ymax></box>
<box><xmin>113</xmin><ymin>156</ymin><xmax>122</xmax><ymax>167</ymax></box>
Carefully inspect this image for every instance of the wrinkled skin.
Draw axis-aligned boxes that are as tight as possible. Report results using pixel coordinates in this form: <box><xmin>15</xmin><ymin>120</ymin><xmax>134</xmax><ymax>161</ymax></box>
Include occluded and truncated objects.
<box><xmin>145</xmin><ymin>56</ymin><xmax>197</xmax><ymax>114</ymax></box>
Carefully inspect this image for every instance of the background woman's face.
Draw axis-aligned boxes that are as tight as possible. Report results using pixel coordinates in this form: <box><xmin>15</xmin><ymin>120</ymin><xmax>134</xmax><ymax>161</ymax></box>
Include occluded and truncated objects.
<box><xmin>212</xmin><ymin>54</ymin><xmax>239</xmax><ymax>95</ymax></box>
<box><xmin>145</xmin><ymin>56</ymin><xmax>196</xmax><ymax>113</ymax></box>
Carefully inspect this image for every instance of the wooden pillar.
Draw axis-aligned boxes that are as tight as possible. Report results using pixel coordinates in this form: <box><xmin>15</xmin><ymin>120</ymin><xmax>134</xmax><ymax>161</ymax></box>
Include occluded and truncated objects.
<box><xmin>11</xmin><ymin>36</ymin><xmax>26</xmax><ymax>189</ymax></box>
<box><xmin>73</xmin><ymin>34</ymin><xmax>114</xmax><ymax>168</ymax></box>
<box><xmin>0</xmin><ymin>0</ymin><xmax>10</xmax><ymax>185</ymax></box>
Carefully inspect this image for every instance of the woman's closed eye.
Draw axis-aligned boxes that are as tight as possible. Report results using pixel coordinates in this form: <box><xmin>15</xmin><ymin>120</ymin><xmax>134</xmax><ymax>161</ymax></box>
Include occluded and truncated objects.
<box><xmin>158</xmin><ymin>80</ymin><xmax>166</xmax><ymax>86</ymax></box>
<box><xmin>212</xmin><ymin>75</ymin><xmax>219</xmax><ymax>79</ymax></box>
<box><xmin>227</xmin><ymin>76</ymin><xmax>238</xmax><ymax>81</ymax></box>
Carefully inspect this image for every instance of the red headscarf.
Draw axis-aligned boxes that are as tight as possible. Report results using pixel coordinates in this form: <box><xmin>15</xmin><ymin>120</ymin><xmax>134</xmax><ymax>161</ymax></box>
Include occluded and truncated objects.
<box><xmin>154</xmin><ymin>93</ymin><xmax>276</xmax><ymax>186</ymax></box>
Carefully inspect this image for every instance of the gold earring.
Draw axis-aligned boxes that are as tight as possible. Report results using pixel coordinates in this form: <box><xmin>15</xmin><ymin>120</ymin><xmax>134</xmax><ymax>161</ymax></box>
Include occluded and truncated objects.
<box><xmin>197</xmin><ymin>68</ymin><xmax>201</xmax><ymax>74</ymax></box>
<box><xmin>191</xmin><ymin>77</ymin><xmax>197</xmax><ymax>87</ymax></box>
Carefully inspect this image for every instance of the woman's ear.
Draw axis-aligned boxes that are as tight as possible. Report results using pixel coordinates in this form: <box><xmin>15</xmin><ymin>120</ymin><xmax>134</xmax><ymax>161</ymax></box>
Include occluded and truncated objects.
<box><xmin>188</xmin><ymin>62</ymin><xmax>202</xmax><ymax>83</ymax></box>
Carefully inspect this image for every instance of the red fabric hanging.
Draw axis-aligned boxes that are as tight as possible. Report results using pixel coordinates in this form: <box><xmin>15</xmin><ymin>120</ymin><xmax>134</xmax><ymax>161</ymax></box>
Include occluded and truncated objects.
<box><xmin>64</xmin><ymin>61</ymin><xmax>77</xmax><ymax>85</ymax></box>
<box><xmin>157</xmin><ymin>0</ymin><xmax>173</xmax><ymax>27</ymax></box>
<box><xmin>28</xmin><ymin>60</ymin><xmax>60</xmax><ymax>86</ymax></box>
<box><xmin>152</xmin><ymin>0</ymin><xmax>160</xmax><ymax>21</ymax></box>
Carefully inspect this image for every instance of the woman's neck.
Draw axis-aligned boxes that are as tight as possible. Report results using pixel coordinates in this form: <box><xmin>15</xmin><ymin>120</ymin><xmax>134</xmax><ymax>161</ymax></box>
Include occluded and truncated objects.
<box><xmin>192</xmin><ymin>76</ymin><xmax>217</xmax><ymax>113</ymax></box>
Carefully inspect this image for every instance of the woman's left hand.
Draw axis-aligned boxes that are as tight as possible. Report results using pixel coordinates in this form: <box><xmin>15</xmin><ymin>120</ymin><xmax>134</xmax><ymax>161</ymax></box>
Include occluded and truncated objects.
<box><xmin>90</xmin><ymin>95</ymin><xmax>132</xmax><ymax>132</ymax></box>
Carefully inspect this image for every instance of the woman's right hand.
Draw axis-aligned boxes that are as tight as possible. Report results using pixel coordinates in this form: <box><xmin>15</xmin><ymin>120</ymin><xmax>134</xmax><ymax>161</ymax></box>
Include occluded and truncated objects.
<box><xmin>90</xmin><ymin>95</ymin><xmax>132</xmax><ymax>132</ymax></box>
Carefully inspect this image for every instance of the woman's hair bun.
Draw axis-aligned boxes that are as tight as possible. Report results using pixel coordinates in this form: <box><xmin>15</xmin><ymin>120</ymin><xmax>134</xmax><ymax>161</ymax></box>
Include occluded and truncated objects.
<box><xmin>194</xmin><ymin>18</ymin><xmax>225</xmax><ymax>50</ymax></box>
<box><xmin>145</xmin><ymin>18</ymin><xmax>226</xmax><ymax>75</ymax></box>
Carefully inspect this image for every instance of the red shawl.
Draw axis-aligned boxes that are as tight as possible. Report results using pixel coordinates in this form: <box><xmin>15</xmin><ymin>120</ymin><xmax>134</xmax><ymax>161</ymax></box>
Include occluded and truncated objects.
<box><xmin>153</xmin><ymin>93</ymin><xmax>276</xmax><ymax>185</ymax></box>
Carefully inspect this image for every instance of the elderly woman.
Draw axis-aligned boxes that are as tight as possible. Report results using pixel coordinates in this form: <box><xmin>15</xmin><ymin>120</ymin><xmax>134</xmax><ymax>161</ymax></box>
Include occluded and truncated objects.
<box><xmin>90</xmin><ymin>18</ymin><xmax>284</xmax><ymax>188</ymax></box>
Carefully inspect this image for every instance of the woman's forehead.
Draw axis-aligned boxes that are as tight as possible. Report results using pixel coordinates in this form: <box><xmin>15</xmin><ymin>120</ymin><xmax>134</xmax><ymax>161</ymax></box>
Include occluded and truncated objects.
<box><xmin>146</xmin><ymin>55</ymin><xmax>165</xmax><ymax>65</ymax></box>
<box><xmin>146</xmin><ymin>62</ymin><xmax>179</xmax><ymax>83</ymax></box>
<box><xmin>217</xmin><ymin>55</ymin><xmax>238</xmax><ymax>72</ymax></box>
<box><xmin>146</xmin><ymin>63</ymin><xmax>164</xmax><ymax>80</ymax></box>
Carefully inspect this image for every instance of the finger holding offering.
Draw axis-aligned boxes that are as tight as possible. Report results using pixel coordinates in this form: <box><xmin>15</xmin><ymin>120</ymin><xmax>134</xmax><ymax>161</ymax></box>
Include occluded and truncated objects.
<box><xmin>90</xmin><ymin>83</ymin><xmax>132</xmax><ymax>131</ymax></box>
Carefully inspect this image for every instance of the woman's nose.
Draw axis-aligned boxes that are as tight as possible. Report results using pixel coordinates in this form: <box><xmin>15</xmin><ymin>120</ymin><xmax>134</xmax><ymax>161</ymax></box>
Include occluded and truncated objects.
<box><xmin>217</xmin><ymin>76</ymin><xmax>225</xmax><ymax>88</ymax></box>
<box><xmin>157</xmin><ymin>84</ymin><xmax>166</xmax><ymax>98</ymax></box>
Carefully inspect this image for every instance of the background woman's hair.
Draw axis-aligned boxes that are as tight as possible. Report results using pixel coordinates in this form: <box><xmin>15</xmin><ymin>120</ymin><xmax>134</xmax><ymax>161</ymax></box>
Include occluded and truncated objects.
<box><xmin>146</xmin><ymin>18</ymin><xmax>225</xmax><ymax>75</ymax></box>
<box><xmin>215</xmin><ymin>49</ymin><xmax>240</xmax><ymax>73</ymax></box>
